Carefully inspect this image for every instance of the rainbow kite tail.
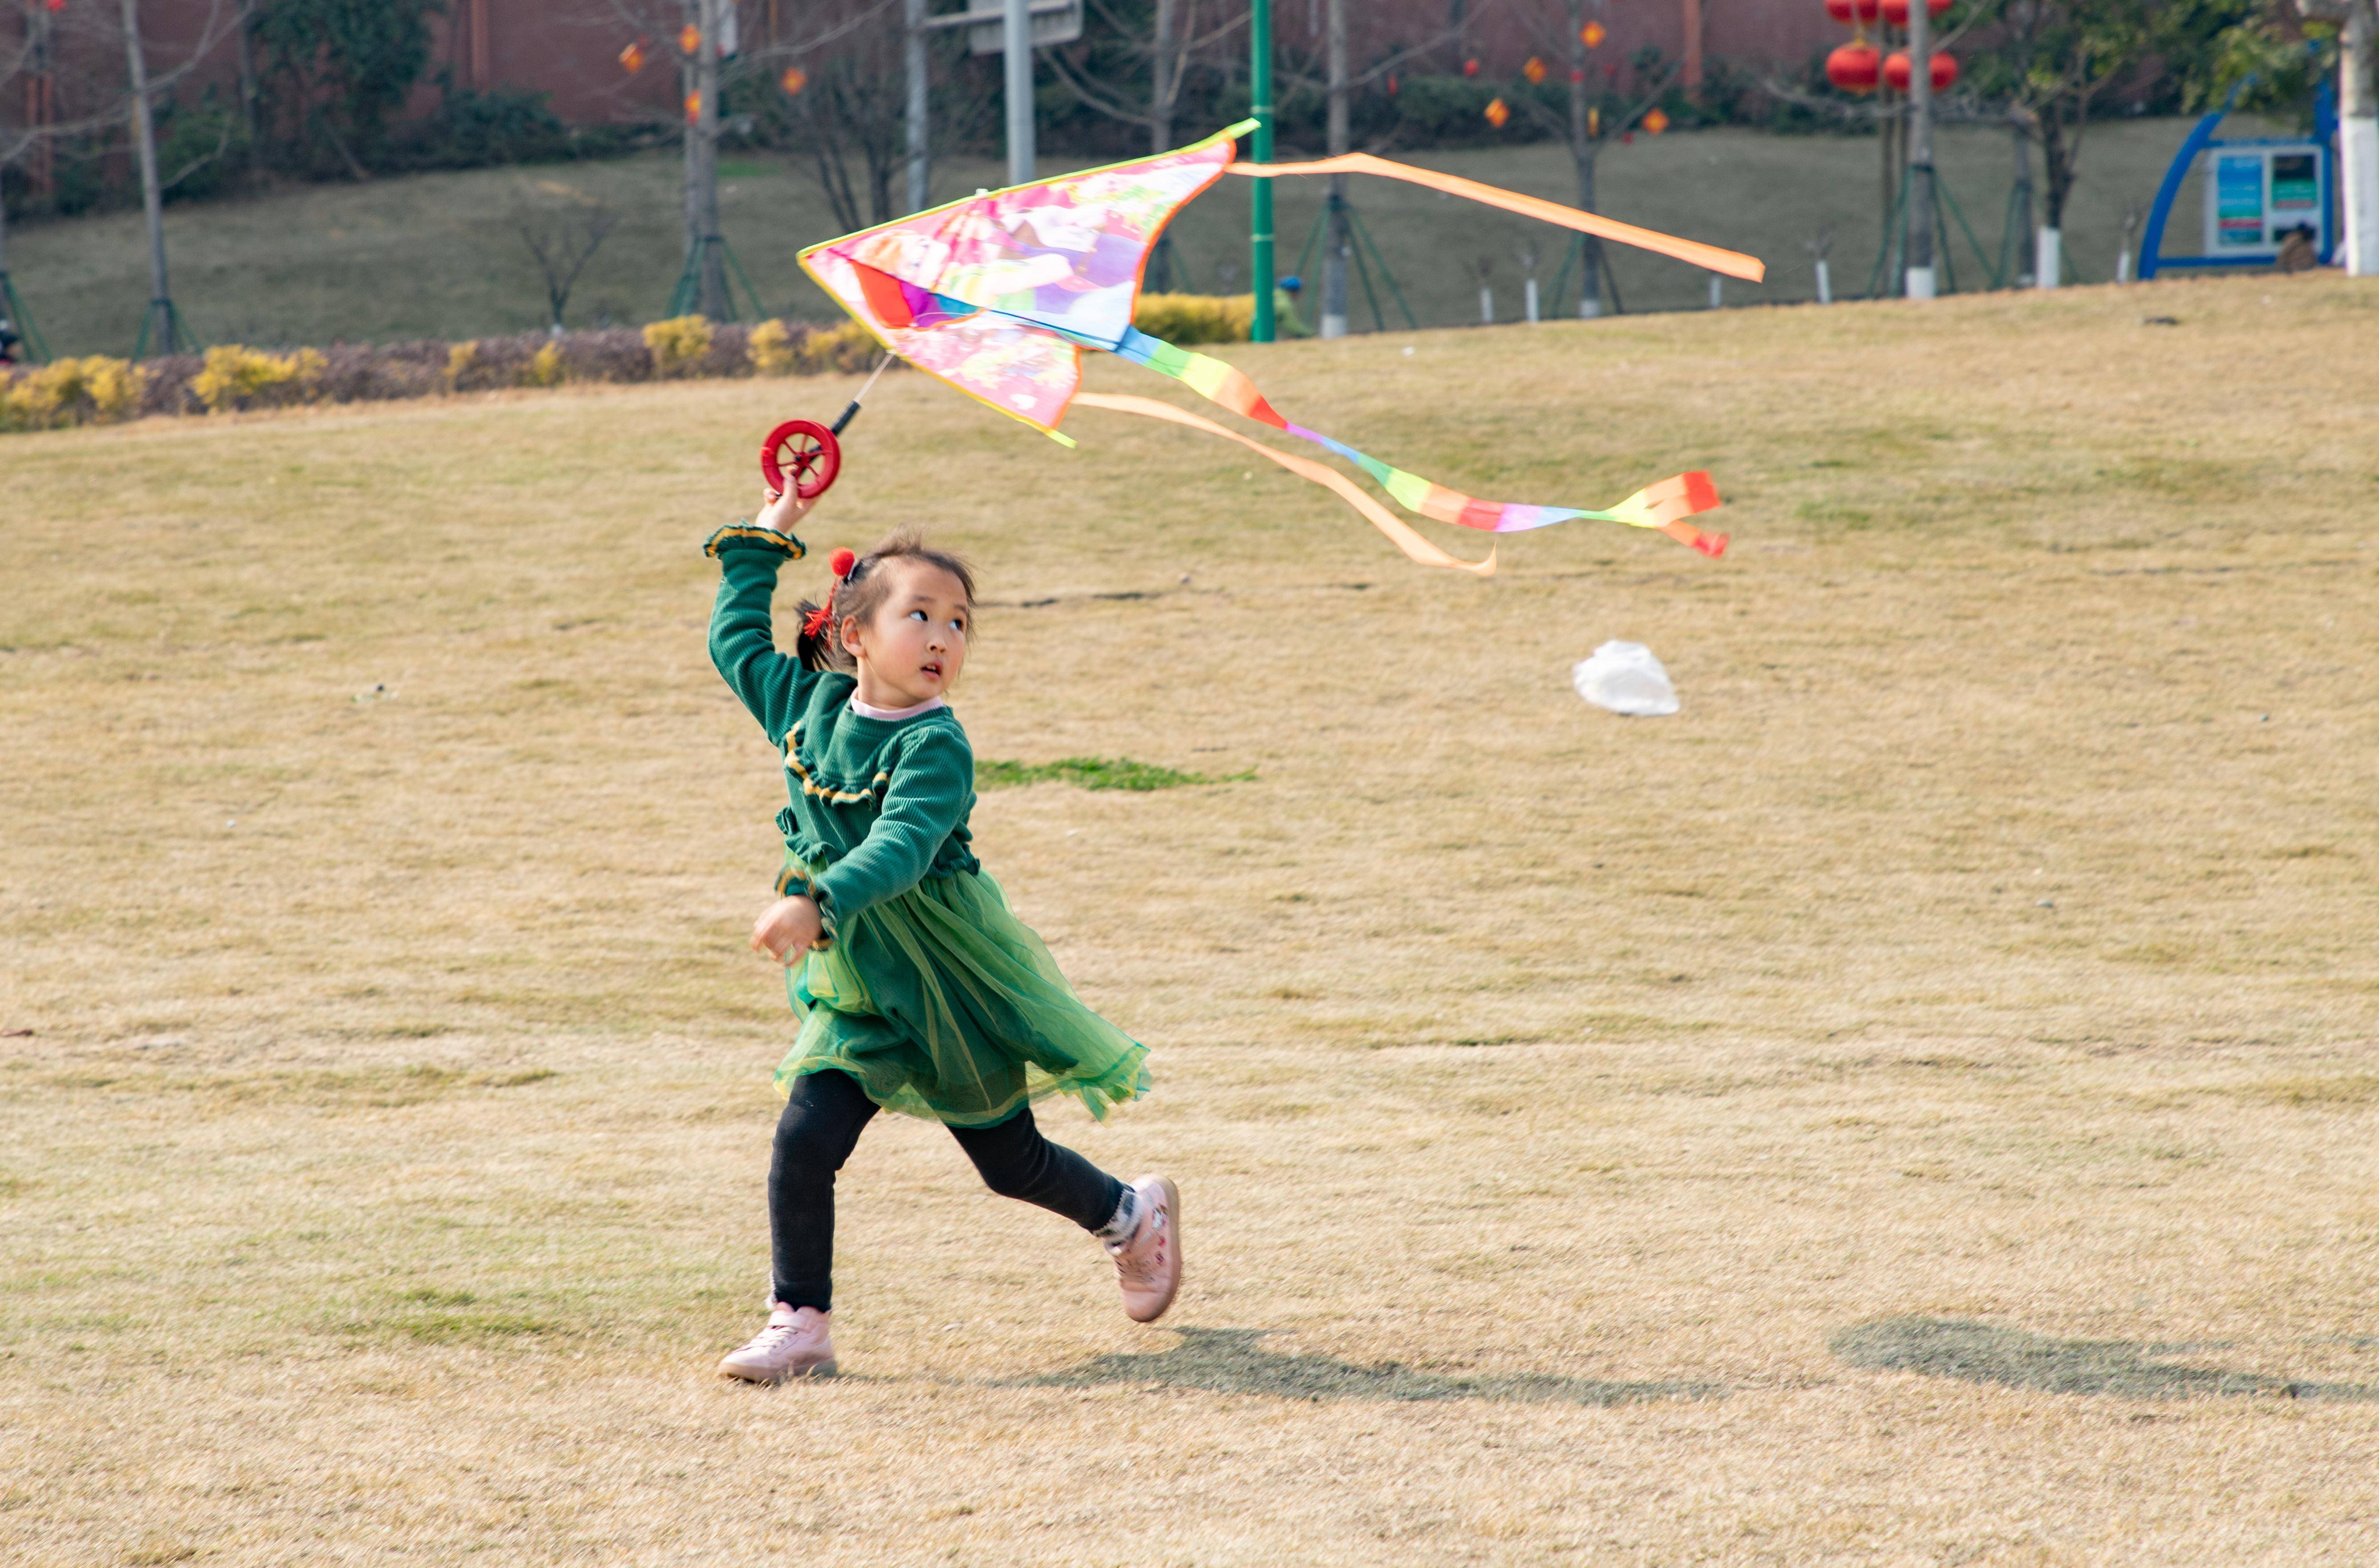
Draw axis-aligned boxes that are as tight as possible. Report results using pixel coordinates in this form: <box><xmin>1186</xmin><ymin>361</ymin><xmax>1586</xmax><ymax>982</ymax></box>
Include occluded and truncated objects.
<box><xmin>1605</xmin><ymin>471</ymin><xmax>1729</xmax><ymax>558</ymax></box>
<box><xmin>1112</xmin><ymin>327</ymin><xmax>1730</xmax><ymax>556</ymax></box>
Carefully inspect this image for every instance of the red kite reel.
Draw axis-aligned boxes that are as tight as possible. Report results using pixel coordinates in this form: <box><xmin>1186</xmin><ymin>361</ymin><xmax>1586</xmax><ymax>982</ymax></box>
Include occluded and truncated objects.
<box><xmin>759</xmin><ymin>356</ymin><xmax>890</xmax><ymax>501</ymax></box>
<box><xmin>760</xmin><ymin>419</ymin><xmax>840</xmax><ymax>500</ymax></box>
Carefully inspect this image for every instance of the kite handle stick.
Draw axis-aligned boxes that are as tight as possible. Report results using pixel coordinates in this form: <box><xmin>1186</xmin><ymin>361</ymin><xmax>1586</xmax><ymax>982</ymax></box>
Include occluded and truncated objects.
<box><xmin>829</xmin><ymin>355</ymin><xmax>894</xmax><ymax>436</ymax></box>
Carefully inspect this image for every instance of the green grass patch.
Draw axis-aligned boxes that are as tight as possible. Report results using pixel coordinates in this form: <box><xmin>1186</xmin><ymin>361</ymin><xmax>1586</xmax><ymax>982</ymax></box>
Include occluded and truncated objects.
<box><xmin>975</xmin><ymin>756</ymin><xmax>1253</xmax><ymax>792</ymax></box>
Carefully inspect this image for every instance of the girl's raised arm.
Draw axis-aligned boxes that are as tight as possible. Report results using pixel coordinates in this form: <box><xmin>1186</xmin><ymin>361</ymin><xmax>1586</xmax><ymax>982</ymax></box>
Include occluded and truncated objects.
<box><xmin>705</xmin><ymin>521</ymin><xmax>815</xmax><ymax>742</ymax></box>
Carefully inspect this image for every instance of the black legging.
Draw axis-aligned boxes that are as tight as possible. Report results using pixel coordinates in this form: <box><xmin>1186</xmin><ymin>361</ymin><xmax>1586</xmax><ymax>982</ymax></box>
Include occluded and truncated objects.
<box><xmin>769</xmin><ymin>1068</ymin><xmax>1126</xmax><ymax>1312</ymax></box>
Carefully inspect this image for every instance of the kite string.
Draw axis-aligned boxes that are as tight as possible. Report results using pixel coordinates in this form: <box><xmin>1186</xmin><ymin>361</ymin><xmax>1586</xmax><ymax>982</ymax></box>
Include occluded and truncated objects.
<box><xmin>853</xmin><ymin>355</ymin><xmax>893</xmax><ymax>404</ymax></box>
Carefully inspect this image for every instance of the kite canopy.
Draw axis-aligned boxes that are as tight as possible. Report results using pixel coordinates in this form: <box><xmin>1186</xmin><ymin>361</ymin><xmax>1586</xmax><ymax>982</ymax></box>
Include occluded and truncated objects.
<box><xmin>800</xmin><ymin>126</ymin><xmax>1243</xmax><ymax>439</ymax></box>
<box><xmin>797</xmin><ymin>124</ymin><xmax>1747</xmax><ymax>569</ymax></box>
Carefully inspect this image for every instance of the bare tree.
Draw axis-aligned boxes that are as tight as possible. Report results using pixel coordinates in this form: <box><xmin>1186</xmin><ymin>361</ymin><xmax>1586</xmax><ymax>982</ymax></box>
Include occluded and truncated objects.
<box><xmin>1044</xmin><ymin>0</ymin><xmax>1246</xmax><ymax>157</ymax></box>
<box><xmin>115</xmin><ymin>0</ymin><xmax>251</xmax><ymax>355</ymax></box>
<box><xmin>519</xmin><ymin>188</ymin><xmax>621</xmax><ymax>331</ymax></box>
<box><xmin>1959</xmin><ymin>0</ymin><xmax>2173</xmax><ymax>289</ymax></box>
<box><xmin>1501</xmin><ymin>0</ymin><xmax>1684</xmax><ymax>316</ymax></box>
<box><xmin>1273</xmin><ymin>0</ymin><xmax>1466</xmax><ymax>325</ymax></box>
<box><xmin>595</xmin><ymin>0</ymin><xmax>902</xmax><ymax>316</ymax></box>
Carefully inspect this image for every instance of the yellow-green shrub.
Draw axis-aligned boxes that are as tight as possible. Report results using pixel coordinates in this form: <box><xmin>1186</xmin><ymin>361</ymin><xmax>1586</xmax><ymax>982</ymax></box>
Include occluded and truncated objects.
<box><xmin>797</xmin><ymin>319</ymin><xmax>876</xmax><ymax>374</ymax></box>
<box><xmin>189</xmin><ymin>346</ymin><xmax>324</xmax><ymax>414</ymax></box>
<box><xmin>525</xmin><ymin>342</ymin><xmax>564</xmax><ymax>388</ymax></box>
<box><xmin>0</xmin><ymin>356</ymin><xmax>146</xmax><ymax>430</ymax></box>
<box><xmin>748</xmin><ymin>318</ymin><xmax>798</xmax><ymax>376</ymax></box>
<box><xmin>445</xmin><ymin>340</ymin><xmax>479</xmax><ymax>390</ymax></box>
<box><xmin>643</xmin><ymin>315</ymin><xmax>714</xmax><ymax>377</ymax></box>
<box><xmin>1132</xmin><ymin>293</ymin><xmax>1254</xmax><ymax>345</ymax></box>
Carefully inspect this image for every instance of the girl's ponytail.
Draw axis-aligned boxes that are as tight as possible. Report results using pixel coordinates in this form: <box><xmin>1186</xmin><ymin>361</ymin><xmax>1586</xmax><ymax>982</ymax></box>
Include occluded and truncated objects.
<box><xmin>794</xmin><ymin>548</ymin><xmax>860</xmax><ymax>671</ymax></box>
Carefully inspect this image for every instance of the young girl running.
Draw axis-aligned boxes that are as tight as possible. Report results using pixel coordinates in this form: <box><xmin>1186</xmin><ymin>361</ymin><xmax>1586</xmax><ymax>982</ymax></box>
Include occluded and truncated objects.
<box><xmin>704</xmin><ymin>483</ymin><xmax>1181</xmax><ymax>1383</ymax></box>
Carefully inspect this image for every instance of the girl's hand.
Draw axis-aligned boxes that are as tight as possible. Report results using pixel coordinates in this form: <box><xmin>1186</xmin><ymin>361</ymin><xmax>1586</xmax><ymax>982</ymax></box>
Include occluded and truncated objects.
<box><xmin>751</xmin><ymin>894</ymin><xmax>825</xmax><ymax>965</ymax></box>
<box><xmin>757</xmin><ymin>483</ymin><xmax>815</xmax><ymax>538</ymax></box>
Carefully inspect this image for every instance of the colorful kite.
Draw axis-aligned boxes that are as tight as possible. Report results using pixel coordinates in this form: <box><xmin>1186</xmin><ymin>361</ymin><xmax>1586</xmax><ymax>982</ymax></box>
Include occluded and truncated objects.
<box><xmin>796</xmin><ymin>121</ymin><xmax>1762</xmax><ymax>572</ymax></box>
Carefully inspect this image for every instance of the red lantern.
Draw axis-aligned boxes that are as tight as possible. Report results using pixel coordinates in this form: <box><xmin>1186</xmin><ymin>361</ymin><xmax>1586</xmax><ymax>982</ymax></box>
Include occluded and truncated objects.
<box><xmin>1825</xmin><ymin>0</ymin><xmax>1853</xmax><ymax>22</ymax></box>
<box><xmin>1880</xmin><ymin>0</ymin><xmax>1950</xmax><ymax>20</ymax></box>
<box><xmin>1825</xmin><ymin>41</ymin><xmax>1881</xmax><ymax>94</ymax></box>
<box><xmin>1851</xmin><ymin>0</ymin><xmax>1881</xmax><ymax>19</ymax></box>
<box><xmin>1882</xmin><ymin>50</ymin><xmax>1958</xmax><ymax>91</ymax></box>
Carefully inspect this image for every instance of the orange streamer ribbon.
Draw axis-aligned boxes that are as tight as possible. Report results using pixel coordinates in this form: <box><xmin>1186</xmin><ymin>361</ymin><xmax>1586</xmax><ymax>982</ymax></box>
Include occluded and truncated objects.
<box><xmin>1227</xmin><ymin>154</ymin><xmax>1766</xmax><ymax>283</ymax></box>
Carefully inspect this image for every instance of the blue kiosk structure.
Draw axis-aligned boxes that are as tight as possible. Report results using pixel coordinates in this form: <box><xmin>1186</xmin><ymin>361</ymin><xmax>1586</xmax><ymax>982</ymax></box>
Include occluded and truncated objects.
<box><xmin>2140</xmin><ymin>85</ymin><xmax>2337</xmax><ymax>280</ymax></box>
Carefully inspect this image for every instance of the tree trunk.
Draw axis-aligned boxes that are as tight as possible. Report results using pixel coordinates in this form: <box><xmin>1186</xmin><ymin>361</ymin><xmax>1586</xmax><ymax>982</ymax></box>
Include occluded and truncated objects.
<box><xmin>2010</xmin><ymin>117</ymin><xmax>2035</xmax><ymax>285</ymax></box>
<box><xmin>1879</xmin><ymin>81</ymin><xmax>1899</xmax><ymax>292</ymax></box>
<box><xmin>681</xmin><ymin>2</ymin><xmax>701</xmax><ymax>299</ymax></box>
<box><xmin>1320</xmin><ymin>0</ymin><xmax>1349</xmax><ymax>337</ymax></box>
<box><xmin>1570</xmin><ymin>0</ymin><xmax>1603</xmax><ymax>316</ymax></box>
<box><xmin>1145</xmin><ymin>0</ymin><xmax>1180</xmax><ymax>289</ymax></box>
<box><xmin>120</xmin><ymin>0</ymin><xmax>177</xmax><ymax>349</ymax></box>
<box><xmin>695</xmin><ymin>0</ymin><xmax>728</xmax><ymax>319</ymax></box>
<box><xmin>235</xmin><ymin>8</ymin><xmax>259</xmax><ymax>146</ymax></box>
<box><xmin>2038</xmin><ymin>108</ymin><xmax>2076</xmax><ymax>230</ymax></box>
<box><xmin>1904</xmin><ymin>0</ymin><xmax>1936</xmax><ymax>298</ymax></box>
<box><xmin>1151</xmin><ymin>0</ymin><xmax>1178</xmax><ymax>154</ymax></box>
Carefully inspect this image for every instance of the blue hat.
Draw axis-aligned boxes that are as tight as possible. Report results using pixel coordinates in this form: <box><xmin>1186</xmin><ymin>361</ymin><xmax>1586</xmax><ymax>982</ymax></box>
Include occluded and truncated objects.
<box><xmin>1279</xmin><ymin>275</ymin><xmax>1303</xmax><ymax>291</ymax></box>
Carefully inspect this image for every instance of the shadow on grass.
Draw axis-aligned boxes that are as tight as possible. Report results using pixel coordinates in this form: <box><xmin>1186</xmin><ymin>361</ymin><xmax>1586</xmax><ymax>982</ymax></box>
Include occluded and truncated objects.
<box><xmin>1832</xmin><ymin>1317</ymin><xmax>2379</xmax><ymax>1402</ymax></box>
<box><xmin>1021</xmin><ymin>1327</ymin><xmax>1722</xmax><ymax>1407</ymax></box>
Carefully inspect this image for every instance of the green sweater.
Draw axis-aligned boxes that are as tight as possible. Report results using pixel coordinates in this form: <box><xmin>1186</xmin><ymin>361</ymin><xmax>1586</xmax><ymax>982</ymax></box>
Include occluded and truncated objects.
<box><xmin>705</xmin><ymin>523</ymin><xmax>979</xmax><ymax>937</ymax></box>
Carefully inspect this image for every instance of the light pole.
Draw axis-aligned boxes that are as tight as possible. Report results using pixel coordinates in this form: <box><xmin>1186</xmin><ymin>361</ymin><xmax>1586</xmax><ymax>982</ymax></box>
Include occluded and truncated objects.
<box><xmin>905</xmin><ymin>0</ymin><xmax>930</xmax><ymax>211</ymax></box>
<box><xmin>1004</xmin><ymin>0</ymin><xmax>1034</xmax><ymax>184</ymax></box>
<box><xmin>1250</xmin><ymin>0</ymin><xmax>1274</xmax><ymax>341</ymax></box>
<box><xmin>1904</xmin><ymin>0</ymin><xmax>1936</xmax><ymax>299</ymax></box>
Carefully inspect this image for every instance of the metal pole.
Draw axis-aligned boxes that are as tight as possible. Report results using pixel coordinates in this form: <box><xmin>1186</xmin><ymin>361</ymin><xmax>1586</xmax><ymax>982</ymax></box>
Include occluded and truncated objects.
<box><xmin>1904</xmin><ymin>0</ymin><xmax>1937</xmax><ymax>299</ymax></box>
<box><xmin>1003</xmin><ymin>0</ymin><xmax>1034</xmax><ymax>185</ymax></box>
<box><xmin>1250</xmin><ymin>0</ymin><xmax>1275</xmax><ymax>342</ymax></box>
<box><xmin>2340</xmin><ymin>0</ymin><xmax>2378</xmax><ymax>275</ymax></box>
<box><xmin>904</xmin><ymin>0</ymin><xmax>929</xmax><ymax>211</ymax></box>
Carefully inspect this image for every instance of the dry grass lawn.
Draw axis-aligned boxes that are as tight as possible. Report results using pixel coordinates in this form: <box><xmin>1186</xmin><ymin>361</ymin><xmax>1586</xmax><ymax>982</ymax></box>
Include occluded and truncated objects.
<box><xmin>3</xmin><ymin>273</ymin><xmax>2376</xmax><ymax>1565</ymax></box>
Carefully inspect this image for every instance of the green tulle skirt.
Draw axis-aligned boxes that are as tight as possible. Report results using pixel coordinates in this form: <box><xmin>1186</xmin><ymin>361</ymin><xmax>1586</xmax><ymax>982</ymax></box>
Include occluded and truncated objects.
<box><xmin>775</xmin><ymin>857</ymin><xmax>1150</xmax><ymax>1127</ymax></box>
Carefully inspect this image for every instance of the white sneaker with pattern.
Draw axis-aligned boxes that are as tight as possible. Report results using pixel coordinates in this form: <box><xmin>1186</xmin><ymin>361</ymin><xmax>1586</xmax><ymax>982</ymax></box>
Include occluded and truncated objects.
<box><xmin>1106</xmin><ymin>1174</ymin><xmax>1182</xmax><ymax>1324</ymax></box>
<box><xmin>717</xmin><ymin>1302</ymin><xmax>837</xmax><ymax>1383</ymax></box>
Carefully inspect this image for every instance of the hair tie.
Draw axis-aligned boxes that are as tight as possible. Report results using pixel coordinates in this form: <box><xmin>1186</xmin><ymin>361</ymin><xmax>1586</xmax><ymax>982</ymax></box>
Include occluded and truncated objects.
<box><xmin>802</xmin><ymin>549</ymin><xmax>860</xmax><ymax>639</ymax></box>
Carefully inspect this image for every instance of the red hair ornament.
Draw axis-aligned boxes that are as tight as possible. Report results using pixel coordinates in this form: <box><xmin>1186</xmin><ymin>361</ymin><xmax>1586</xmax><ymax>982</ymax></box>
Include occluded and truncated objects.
<box><xmin>802</xmin><ymin>549</ymin><xmax>860</xmax><ymax>640</ymax></box>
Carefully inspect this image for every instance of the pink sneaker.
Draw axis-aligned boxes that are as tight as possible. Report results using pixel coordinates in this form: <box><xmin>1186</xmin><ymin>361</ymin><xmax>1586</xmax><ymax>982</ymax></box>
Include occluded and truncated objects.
<box><xmin>1106</xmin><ymin>1175</ymin><xmax>1183</xmax><ymax>1324</ymax></box>
<box><xmin>716</xmin><ymin>1303</ymin><xmax>838</xmax><ymax>1383</ymax></box>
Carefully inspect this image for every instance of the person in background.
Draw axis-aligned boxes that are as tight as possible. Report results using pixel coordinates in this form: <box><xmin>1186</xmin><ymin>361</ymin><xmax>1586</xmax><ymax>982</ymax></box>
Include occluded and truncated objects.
<box><xmin>2275</xmin><ymin>224</ymin><xmax>2319</xmax><ymax>275</ymax></box>
<box><xmin>1274</xmin><ymin>275</ymin><xmax>1314</xmax><ymax>338</ymax></box>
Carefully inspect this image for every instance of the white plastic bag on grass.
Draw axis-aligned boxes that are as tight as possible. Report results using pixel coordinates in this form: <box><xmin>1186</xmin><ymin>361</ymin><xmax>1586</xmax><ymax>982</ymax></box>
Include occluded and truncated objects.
<box><xmin>1572</xmin><ymin>640</ymin><xmax>1679</xmax><ymax>717</ymax></box>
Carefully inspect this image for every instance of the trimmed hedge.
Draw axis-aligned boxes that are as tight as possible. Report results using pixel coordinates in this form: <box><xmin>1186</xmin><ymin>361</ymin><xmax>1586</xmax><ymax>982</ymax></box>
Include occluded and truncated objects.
<box><xmin>1</xmin><ymin>295</ymin><xmax>1259</xmax><ymax>433</ymax></box>
<box><xmin>0</xmin><ymin>316</ymin><xmax>886</xmax><ymax>432</ymax></box>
